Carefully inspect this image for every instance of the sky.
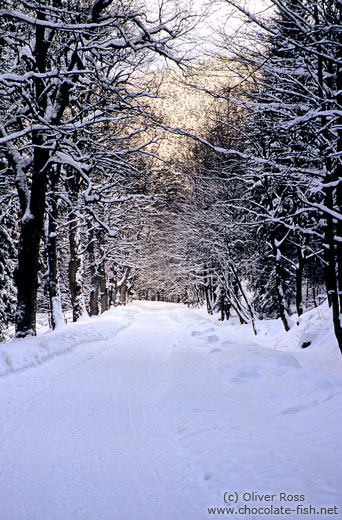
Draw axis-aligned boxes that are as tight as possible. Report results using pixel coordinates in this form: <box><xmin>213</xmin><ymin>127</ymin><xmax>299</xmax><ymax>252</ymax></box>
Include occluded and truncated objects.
<box><xmin>190</xmin><ymin>0</ymin><xmax>273</xmax><ymax>55</ymax></box>
<box><xmin>143</xmin><ymin>0</ymin><xmax>272</xmax><ymax>60</ymax></box>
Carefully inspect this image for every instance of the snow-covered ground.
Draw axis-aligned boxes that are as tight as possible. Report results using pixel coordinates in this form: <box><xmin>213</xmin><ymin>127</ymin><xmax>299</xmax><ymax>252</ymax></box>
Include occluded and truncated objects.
<box><xmin>0</xmin><ymin>301</ymin><xmax>341</xmax><ymax>520</ymax></box>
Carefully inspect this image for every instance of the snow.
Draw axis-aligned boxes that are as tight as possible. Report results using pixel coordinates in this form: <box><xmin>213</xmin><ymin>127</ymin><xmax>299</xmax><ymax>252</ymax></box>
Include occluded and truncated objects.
<box><xmin>0</xmin><ymin>301</ymin><xmax>341</xmax><ymax>520</ymax></box>
<box><xmin>51</xmin><ymin>296</ymin><xmax>68</xmax><ymax>330</ymax></box>
<box><xmin>0</xmin><ymin>307</ymin><xmax>132</xmax><ymax>376</ymax></box>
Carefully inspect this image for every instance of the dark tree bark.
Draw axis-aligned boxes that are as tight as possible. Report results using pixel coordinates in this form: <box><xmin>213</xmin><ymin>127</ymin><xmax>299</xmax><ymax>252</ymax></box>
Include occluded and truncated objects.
<box><xmin>295</xmin><ymin>247</ymin><xmax>305</xmax><ymax>317</ymax></box>
<box><xmin>332</xmin><ymin>22</ymin><xmax>342</xmax><ymax>354</ymax></box>
<box><xmin>45</xmin><ymin>168</ymin><xmax>64</xmax><ymax>329</ymax></box>
<box><xmin>318</xmin><ymin>2</ymin><xmax>342</xmax><ymax>354</ymax></box>
<box><xmin>272</xmin><ymin>235</ymin><xmax>291</xmax><ymax>332</ymax></box>
<box><xmin>87</xmin><ymin>223</ymin><xmax>100</xmax><ymax>316</ymax></box>
<box><xmin>69</xmin><ymin>210</ymin><xmax>86</xmax><ymax>322</ymax></box>
<box><xmin>100</xmin><ymin>261</ymin><xmax>109</xmax><ymax>313</ymax></box>
<box><xmin>14</xmin><ymin>134</ymin><xmax>49</xmax><ymax>337</ymax></box>
<box><xmin>14</xmin><ymin>7</ymin><xmax>50</xmax><ymax>337</ymax></box>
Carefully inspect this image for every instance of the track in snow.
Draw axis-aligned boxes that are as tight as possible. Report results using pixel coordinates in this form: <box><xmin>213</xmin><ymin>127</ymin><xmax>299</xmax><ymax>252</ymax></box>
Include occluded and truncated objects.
<box><xmin>0</xmin><ymin>302</ymin><xmax>341</xmax><ymax>520</ymax></box>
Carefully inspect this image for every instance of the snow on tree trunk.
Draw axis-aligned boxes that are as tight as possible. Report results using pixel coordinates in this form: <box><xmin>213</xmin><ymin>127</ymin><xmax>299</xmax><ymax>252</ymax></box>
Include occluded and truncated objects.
<box><xmin>100</xmin><ymin>261</ymin><xmax>109</xmax><ymax>313</ymax></box>
<box><xmin>69</xmin><ymin>211</ymin><xmax>87</xmax><ymax>322</ymax></box>
<box><xmin>295</xmin><ymin>248</ymin><xmax>305</xmax><ymax>318</ymax></box>
<box><xmin>331</xmin><ymin>22</ymin><xmax>342</xmax><ymax>355</ymax></box>
<box><xmin>272</xmin><ymin>237</ymin><xmax>292</xmax><ymax>332</ymax></box>
<box><xmin>44</xmin><ymin>169</ymin><xmax>64</xmax><ymax>330</ymax></box>
<box><xmin>14</xmin><ymin>134</ymin><xmax>49</xmax><ymax>337</ymax></box>
<box><xmin>87</xmin><ymin>223</ymin><xmax>100</xmax><ymax>316</ymax></box>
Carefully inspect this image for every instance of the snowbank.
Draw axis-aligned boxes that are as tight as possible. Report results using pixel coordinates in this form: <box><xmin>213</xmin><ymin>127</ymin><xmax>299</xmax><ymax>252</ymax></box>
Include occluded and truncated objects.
<box><xmin>256</xmin><ymin>301</ymin><xmax>342</xmax><ymax>372</ymax></box>
<box><xmin>191</xmin><ymin>300</ymin><xmax>342</xmax><ymax>372</ymax></box>
<box><xmin>0</xmin><ymin>307</ymin><xmax>134</xmax><ymax>377</ymax></box>
<box><xmin>2</xmin><ymin>300</ymin><xmax>340</xmax><ymax>378</ymax></box>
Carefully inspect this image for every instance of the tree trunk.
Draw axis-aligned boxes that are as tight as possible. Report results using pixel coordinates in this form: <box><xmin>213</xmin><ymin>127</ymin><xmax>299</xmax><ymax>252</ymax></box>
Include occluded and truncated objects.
<box><xmin>45</xmin><ymin>193</ymin><xmax>64</xmax><ymax>329</ymax></box>
<box><xmin>315</xmin><ymin>1</ymin><xmax>342</xmax><ymax>354</ymax></box>
<box><xmin>14</xmin><ymin>10</ymin><xmax>50</xmax><ymax>337</ymax></box>
<box><xmin>14</xmin><ymin>135</ymin><xmax>49</xmax><ymax>337</ymax></box>
<box><xmin>100</xmin><ymin>261</ymin><xmax>109</xmax><ymax>313</ymax></box>
<box><xmin>295</xmin><ymin>247</ymin><xmax>305</xmax><ymax>317</ymax></box>
<box><xmin>219</xmin><ymin>292</ymin><xmax>225</xmax><ymax>321</ymax></box>
<box><xmin>204</xmin><ymin>286</ymin><xmax>213</xmax><ymax>314</ymax></box>
<box><xmin>120</xmin><ymin>283</ymin><xmax>127</xmax><ymax>305</ymax></box>
<box><xmin>87</xmin><ymin>223</ymin><xmax>99</xmax><ymax>316</ymax></box>
<box><xmin>69</xmin><ymin>211</ymin><xmax>86</xmax><ymax>322</ymax></box>
<box><xmin>231</xmin><ymin>264</ymin><xmax>257</xmax><ymax>334</ymax></box>
<box><xmin>272</xmin><ymin>237</ymin><xmax>291</xmax><ymax>332</ymax></box>
<box><xmin>332</xmin><ymin>21</ymin><xmax>342</xmax><ymax>354</ymax></box>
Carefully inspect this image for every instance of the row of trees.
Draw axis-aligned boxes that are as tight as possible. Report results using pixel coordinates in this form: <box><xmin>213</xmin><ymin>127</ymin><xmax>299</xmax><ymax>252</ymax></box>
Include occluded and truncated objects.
<box><xmin>224</xmin><ymin>0</ymin><xmax>342</xmax><ymax>351</ymax></box>
<box><xmin>1</xmin><ymin>0</ymin><xmax>341</xmax><ymax>355</ymax></box>
<box><xmin>0</xmin><ymin>0</ymin><xmax>194</xmax><ymax>339</ymax></box>
<box><xmin>162</xmin><ymin>0</ymin><xmax>341</xmax><ymax>352</ymax></box>
<box><xmin>132</xmin><ymin>0</ymin><xmax>341</xmax><ymax>354</ymax></box>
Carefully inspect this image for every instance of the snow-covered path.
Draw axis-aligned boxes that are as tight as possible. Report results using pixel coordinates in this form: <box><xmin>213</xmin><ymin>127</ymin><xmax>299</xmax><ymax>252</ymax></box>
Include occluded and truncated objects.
<box><xmin>0</xmin><ymin>302</ymin><xmax>341</xmax><ymax>520</ymax></box>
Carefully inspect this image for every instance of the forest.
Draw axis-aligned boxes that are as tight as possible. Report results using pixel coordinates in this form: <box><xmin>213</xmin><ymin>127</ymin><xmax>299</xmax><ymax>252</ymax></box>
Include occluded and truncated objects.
<box><xmin>0</xmin><ymin>0</ymin><xmax>342</xmax><ymax>354</ymax></box>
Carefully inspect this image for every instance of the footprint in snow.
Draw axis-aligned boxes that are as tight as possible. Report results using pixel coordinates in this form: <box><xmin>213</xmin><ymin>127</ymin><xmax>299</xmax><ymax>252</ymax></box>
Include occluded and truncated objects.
<box><xmin>229</xmin><ymin>367</ymin><xmax>262</xmax><ymax>384</ymax></box>
<box><xmin>279</xmin><ymin>403</ymin><xmax>316</xmax><ymax>415</ymax></box>
<box><xmin>209</xmin><ymin>348</ymin><xmax>222</xmax><ymax>354</ymax></box>
<box><xmin>191</xmin><ymin>327</ymin><xmax>215</xmax><ymax>337</ymax></box>
<box><xmin>206</xmin><ymin>335</ymin><xmax>219</xmax><ymax>344</ymax></box>
<box><xmin>216</xmin><ymin>364</ymin><xmax>231</xmax><ymax>374</ymax></box>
